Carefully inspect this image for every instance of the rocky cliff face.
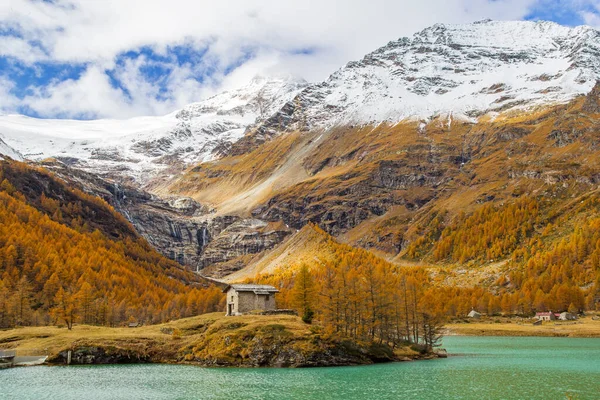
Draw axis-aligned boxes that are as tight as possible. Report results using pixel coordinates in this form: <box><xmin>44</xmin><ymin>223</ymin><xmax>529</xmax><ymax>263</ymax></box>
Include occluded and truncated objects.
<box><xmin>582</xmin><ymin>81</ymin><xmax>600</xmax><ymax>113</ymax></box>
<box><xmin>121</xmin><ymin>209</ymin><xmax>291</xmax><ymax>271</ymax></box>
<box><xmin>198</xmin><ymin>219</ymin><xmax>292</xmax><ymax>269</ymax></box>
<box><xmin>252</xmin><ymin>141</ymin><xmax>454</xmax><ymax>235</ymax></box>
<box><xmin>43</xmin><ymin>160</ymin><xmax>291</xmax><ymax>270</ymax></box>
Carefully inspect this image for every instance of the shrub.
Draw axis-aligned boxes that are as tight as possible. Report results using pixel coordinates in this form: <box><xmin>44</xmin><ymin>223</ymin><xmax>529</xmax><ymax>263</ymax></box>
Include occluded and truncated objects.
<box><xmin>302</xmin><ymin>309</ymin><xmax>314</xmax><ymax>324</ymax></box>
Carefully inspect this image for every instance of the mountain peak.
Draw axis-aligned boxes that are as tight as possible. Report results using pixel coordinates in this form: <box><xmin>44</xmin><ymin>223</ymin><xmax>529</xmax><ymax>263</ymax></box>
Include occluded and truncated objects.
<box><xmin>176</xmin><ymin>73</ymin><xmax>308</xmax><ymax>121</ymax></box>
<box><xmin>265</xmin><ymin>20</ymin><xmax>600</xmax><ymax>130</ymax></box>
<box><xmin>0</xmin><ymin>74</ymin><xmax>307</xmax><ymax>183</ymax></box>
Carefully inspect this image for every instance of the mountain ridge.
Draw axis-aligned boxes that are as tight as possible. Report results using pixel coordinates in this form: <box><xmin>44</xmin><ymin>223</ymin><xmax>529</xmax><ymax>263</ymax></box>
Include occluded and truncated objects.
<box><xmin>2</xmin><ymin>20</ymin><xmax>600</xmax><ymax>184</ymax></box>
<box><xmin>1</xmin><ymin>20</ymin><xmax>600</xmax><ymax>296</ymax></box>
<box><xmin>0</xmin><ymin>75</ymin><xmax>307</xmax><ymax>184</ymax></box>
<box><xmin>250</xmin><ymin>20</ymin><xmax>600</xmax><ymax>134</ymax></box>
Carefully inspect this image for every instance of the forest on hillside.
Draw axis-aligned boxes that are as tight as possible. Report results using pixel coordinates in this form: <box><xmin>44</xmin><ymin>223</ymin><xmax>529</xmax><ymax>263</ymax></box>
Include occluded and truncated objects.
<box><xmin>403</xmin><ymin>195</ymin><xmax>600</xmax><ymax>314</ymax></box>
<box><xmin>0</xmin><ymin>160</ymin><xmax>224</xmax><ymax>329</ymax></box>
<box><xmin>251</xmin><ymin>211</ymin><xmax>600</xmax><ymax>348</ymax></box>
<box><xmin>253</xmin><ymin>226</ymin><xmax>445</xmax><ymax>350</ymax></box>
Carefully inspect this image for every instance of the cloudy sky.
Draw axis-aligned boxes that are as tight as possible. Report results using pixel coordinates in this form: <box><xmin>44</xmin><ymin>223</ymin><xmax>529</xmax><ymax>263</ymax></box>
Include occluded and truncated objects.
<box><xmin>0</xmin><ymin>0</ymin><xmax>598</xmax><ymax>119</ymax></box>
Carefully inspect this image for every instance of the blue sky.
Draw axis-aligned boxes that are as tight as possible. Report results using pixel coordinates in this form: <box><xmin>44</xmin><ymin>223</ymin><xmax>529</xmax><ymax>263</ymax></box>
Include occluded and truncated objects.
<box><xmin>0</xmin><ymin>0</ymin><xmax>598</xmax><ymax>120</ymax></box>
<box><xmin>525</xmin><ymin>0</ymin><xmax>598</xmax><ymax>25</ymax></box>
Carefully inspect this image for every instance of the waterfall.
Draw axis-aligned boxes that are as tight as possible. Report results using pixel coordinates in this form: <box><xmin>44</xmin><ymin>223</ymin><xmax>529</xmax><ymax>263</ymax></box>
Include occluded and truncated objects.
<box><xmin>197</xmin><ymin>226</ymin><xmax>209</xmax><ymax>249</ymax></box>
<box><xmin>202</xmin><ymin>227</ymin><xmax>208</xmax><ymax>247</ymax></box>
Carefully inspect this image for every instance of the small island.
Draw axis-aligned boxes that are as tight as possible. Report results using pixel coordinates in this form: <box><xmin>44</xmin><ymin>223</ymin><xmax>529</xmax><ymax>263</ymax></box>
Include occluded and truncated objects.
<box><xmin>0</xmin><ymin>312</ymin><xmax>442</xmax><ymax>368</ymax></box>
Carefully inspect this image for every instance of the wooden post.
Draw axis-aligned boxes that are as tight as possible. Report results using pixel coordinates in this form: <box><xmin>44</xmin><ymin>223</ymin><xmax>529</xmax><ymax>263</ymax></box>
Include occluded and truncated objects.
<box><xmin>67</xmin><ymin>350</ymin><xmax>72</xmax><ymax>365</ymax></box>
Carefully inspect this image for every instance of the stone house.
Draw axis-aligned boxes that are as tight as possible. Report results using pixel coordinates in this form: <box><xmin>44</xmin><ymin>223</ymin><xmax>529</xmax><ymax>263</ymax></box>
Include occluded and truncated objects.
<box><xmin>224</xmin><ymin>284</ymin><xmax>279</xmax><ymax>316</ymax></box>
<box><xmin>535</xmin><ymin>311</ymin><xmax>557</xmax><ymax>321</ymax></box>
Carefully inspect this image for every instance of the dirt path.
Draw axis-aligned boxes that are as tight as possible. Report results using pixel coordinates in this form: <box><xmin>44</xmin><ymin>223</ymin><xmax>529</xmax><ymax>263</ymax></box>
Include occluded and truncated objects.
<box><xmin>216</xmin><ymin>130</ymin><xmax>329</xmax><ymax>216</ymax></box>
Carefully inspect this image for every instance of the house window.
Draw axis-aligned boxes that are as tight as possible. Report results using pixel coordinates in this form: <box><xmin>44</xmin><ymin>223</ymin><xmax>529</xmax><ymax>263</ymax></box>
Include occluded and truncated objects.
<box><xmin>266</xmin><ymin>295</ymin><xmax>270</xmax><ymax>302</ymax></box>
<box><xmin>231</xmin><ymin>296</ymin><xmax>234</xmax><ymax>302</ymax></box>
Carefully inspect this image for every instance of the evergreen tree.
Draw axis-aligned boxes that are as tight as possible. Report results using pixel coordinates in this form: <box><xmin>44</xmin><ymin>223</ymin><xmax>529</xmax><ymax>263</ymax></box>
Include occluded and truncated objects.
<box><xmin>292</xmin><ymin>264</ymin><xmax>315</xmax><ymax>324</ymax></box>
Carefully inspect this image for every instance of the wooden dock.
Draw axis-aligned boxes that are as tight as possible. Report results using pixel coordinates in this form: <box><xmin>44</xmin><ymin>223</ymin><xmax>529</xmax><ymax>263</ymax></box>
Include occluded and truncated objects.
<box><xmin>0</xmin><ymin>349</ymin><xmax>47</xmax><ymax>368</ymax></box>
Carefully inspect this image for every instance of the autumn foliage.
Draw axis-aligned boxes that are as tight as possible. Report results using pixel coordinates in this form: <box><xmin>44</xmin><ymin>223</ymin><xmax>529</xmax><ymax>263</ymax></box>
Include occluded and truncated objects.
<box><xmin>253</xmin><ymin>225</ymin><xmax>444</xmax><ymax>350</ymax></box>
<box><xmin>403</xmin><ymin>195</ymin><xmax>600</xmax><ymax>315</ymax></box>
<box><xmin>0</xmin><ymin>160</ymin><xmax>224</xmax><ymax>329</ymax></box>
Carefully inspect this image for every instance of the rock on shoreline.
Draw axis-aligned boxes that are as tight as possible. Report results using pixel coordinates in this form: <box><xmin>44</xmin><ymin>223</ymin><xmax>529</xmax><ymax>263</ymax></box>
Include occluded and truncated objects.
<box><xmin>42</xmin><ymin>314</ymin><xmax>439</xmax><ymax>368</ymax></box>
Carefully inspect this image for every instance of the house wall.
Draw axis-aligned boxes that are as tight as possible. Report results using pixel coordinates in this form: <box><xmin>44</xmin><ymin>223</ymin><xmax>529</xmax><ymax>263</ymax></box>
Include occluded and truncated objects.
<box><xmin>254</xmin><ymin>293</ymin><xmax>277</xmax><ymax>312</ymax></box>
<box><xmin>559</xmin><ymin>312</ymin><xmax>576</xmax><ymax>320</ymax></box>
<box><xmin>237</xmin><ymin>292</ymin><xmax>259</xmax><ymax>314</ymax></box>
<box><xmin>226</xmin><ymin>288</ymin><xmax>238</xmax><ymax>316</ymax></box>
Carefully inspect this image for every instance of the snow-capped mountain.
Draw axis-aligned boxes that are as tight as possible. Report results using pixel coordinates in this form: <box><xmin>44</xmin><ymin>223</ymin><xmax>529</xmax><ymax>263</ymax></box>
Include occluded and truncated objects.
<box><xmin>263</xmin><ymin>20</ymin><xmax>600</xmax><ymax>131</ymax></box>
<box><xmin>0</xmin><ymin>75</ymin><xmax>307</xmax><ymax>183</ymax></box>
<box><xmin>2</xmin><ymin>20</ymin><xmax>600</xmax><ymax>184</ymax></box>
<box><xmin>0</xmin><ymin>138</ymin><xmax>22</xmax><ymax>161</ymax></box>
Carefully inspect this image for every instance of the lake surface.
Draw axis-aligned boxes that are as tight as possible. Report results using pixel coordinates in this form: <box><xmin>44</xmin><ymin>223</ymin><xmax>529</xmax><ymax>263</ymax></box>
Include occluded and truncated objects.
<box><xmin>1</xmin><ymin>336</ymin><xmax>599</xmax><ymax>399</ymax></box>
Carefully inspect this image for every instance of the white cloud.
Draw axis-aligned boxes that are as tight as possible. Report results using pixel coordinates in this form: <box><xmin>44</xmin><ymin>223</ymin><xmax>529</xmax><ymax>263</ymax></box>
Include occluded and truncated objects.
<box><xmin>583</xmin><ymin>11</ymin><xmax>600</xmax><ymax>26</ymax></box>
<box><xmin>0</xmin><ymin>36</ymin><xmax>47</xmax><ymax>64</ymax></box>
<box><xmin>0</xmin><ymin>77</ymin><xmax>19</xmax><ymax>113</ymax></box>
<box><xmin>21</xmin><ymin>66</ymin><xmax>133</xmax><ymax>119</ymax></box>
<box><xmin>0</xmin><ymin>0</ymin><xmax>545</xmax><ymax>118</ymax></box>
<box><xmin>581</xmin><ymin>1</ymin><xmax>600</xmax><ymax>27</ymax></box>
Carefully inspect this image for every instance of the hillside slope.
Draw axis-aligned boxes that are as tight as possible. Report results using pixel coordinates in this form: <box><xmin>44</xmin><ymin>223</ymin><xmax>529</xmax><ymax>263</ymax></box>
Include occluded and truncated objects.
<box><xmin>1</xmin><ymin>20</ymin><xmax>600</xmax><ymax>316</ymax></box>
<box><xmin>0</xmin><ymin>159</ymin><xmax>223</xmax><ymax>329</ymax></box>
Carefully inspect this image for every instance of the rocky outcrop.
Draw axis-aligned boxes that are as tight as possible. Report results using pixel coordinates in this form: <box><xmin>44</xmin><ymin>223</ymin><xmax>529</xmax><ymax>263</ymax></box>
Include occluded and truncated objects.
<box><xmin>182</xmin><ymin>316</ymin><xmax>434</xmax><ymax>367</ymax></box>
<box><xmin>198</xmin><ymin>219</ymin><xmax>292</xmax><ymax>269</ymax></box>
<box><xmin>582</xmin><ymin>81</ymin><xmax>600</xmax><ymax>113</ymax></box>
<box><xmin>51</xmin><ymin>345</ymin><xmax>153</xmax><ymax>365</ymax></box>
<box><xmin>39</xmin><ymin>161</ymin><xmax>292</xmax><ymax>270</ymax></box>
<box><xmin>48</xmin><ymin>340</ymin><xmax>395</xmax><ymax>367</ymax></box>
<box><xmin>189</xmin><ymin>336</ymin><xmax>397</xmax><ymax>368</ymax></box>
<box><xmin>547</xmin><ymin>113</ymin><xmax>591</xmax><ymax>147</ymax></box>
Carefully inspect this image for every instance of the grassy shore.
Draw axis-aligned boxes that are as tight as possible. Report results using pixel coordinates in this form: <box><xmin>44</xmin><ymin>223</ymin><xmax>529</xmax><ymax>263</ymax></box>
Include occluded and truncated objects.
<box><xmin>0</xmin><ymin>313</ymin><xmax>429</xmax><ymax>367</ymax></box>
<box><xmin>446</xmin><ymin>315</ymin><xmax>600</xmax><ymax>338</ymax></box>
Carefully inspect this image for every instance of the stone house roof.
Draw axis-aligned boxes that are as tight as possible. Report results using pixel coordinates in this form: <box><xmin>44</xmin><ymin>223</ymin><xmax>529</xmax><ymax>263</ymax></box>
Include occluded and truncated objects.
<box><xmin>535</xmin><ymin>311</ymin><xmax>559</xmax><ymax>317</ymax></box>
<box><xmin>222</xmin><ymin>284</ymin><xmax>279</xmax><ymax>294</ymax></box>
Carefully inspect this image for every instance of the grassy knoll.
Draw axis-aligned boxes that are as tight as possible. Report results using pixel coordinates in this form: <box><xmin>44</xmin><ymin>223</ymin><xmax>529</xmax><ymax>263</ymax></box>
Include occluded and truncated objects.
<box><xmin>446</xmin><ymin>315</ymin><xmax>600</xmax><ymax>338</ymax></box>
<box><xmin>0</xmin><ymin>313</ymin><xmax>430</xmax><ymax>367</ymax></box>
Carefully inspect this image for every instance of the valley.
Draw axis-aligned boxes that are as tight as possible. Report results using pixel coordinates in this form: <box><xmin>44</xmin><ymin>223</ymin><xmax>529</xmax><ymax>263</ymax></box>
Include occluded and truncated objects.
<box><xmin>1</xmin><ymin>19</ymin><xmax>600</xmax><ymax>334</ymax></box>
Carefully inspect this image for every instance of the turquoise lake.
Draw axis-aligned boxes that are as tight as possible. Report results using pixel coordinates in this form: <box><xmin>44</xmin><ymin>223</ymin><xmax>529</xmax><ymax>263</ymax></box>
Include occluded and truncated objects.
<box><xmin>1</xmin><ymin>336</ymin><xmax>599</xmax><ymax>399</ymax></box>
